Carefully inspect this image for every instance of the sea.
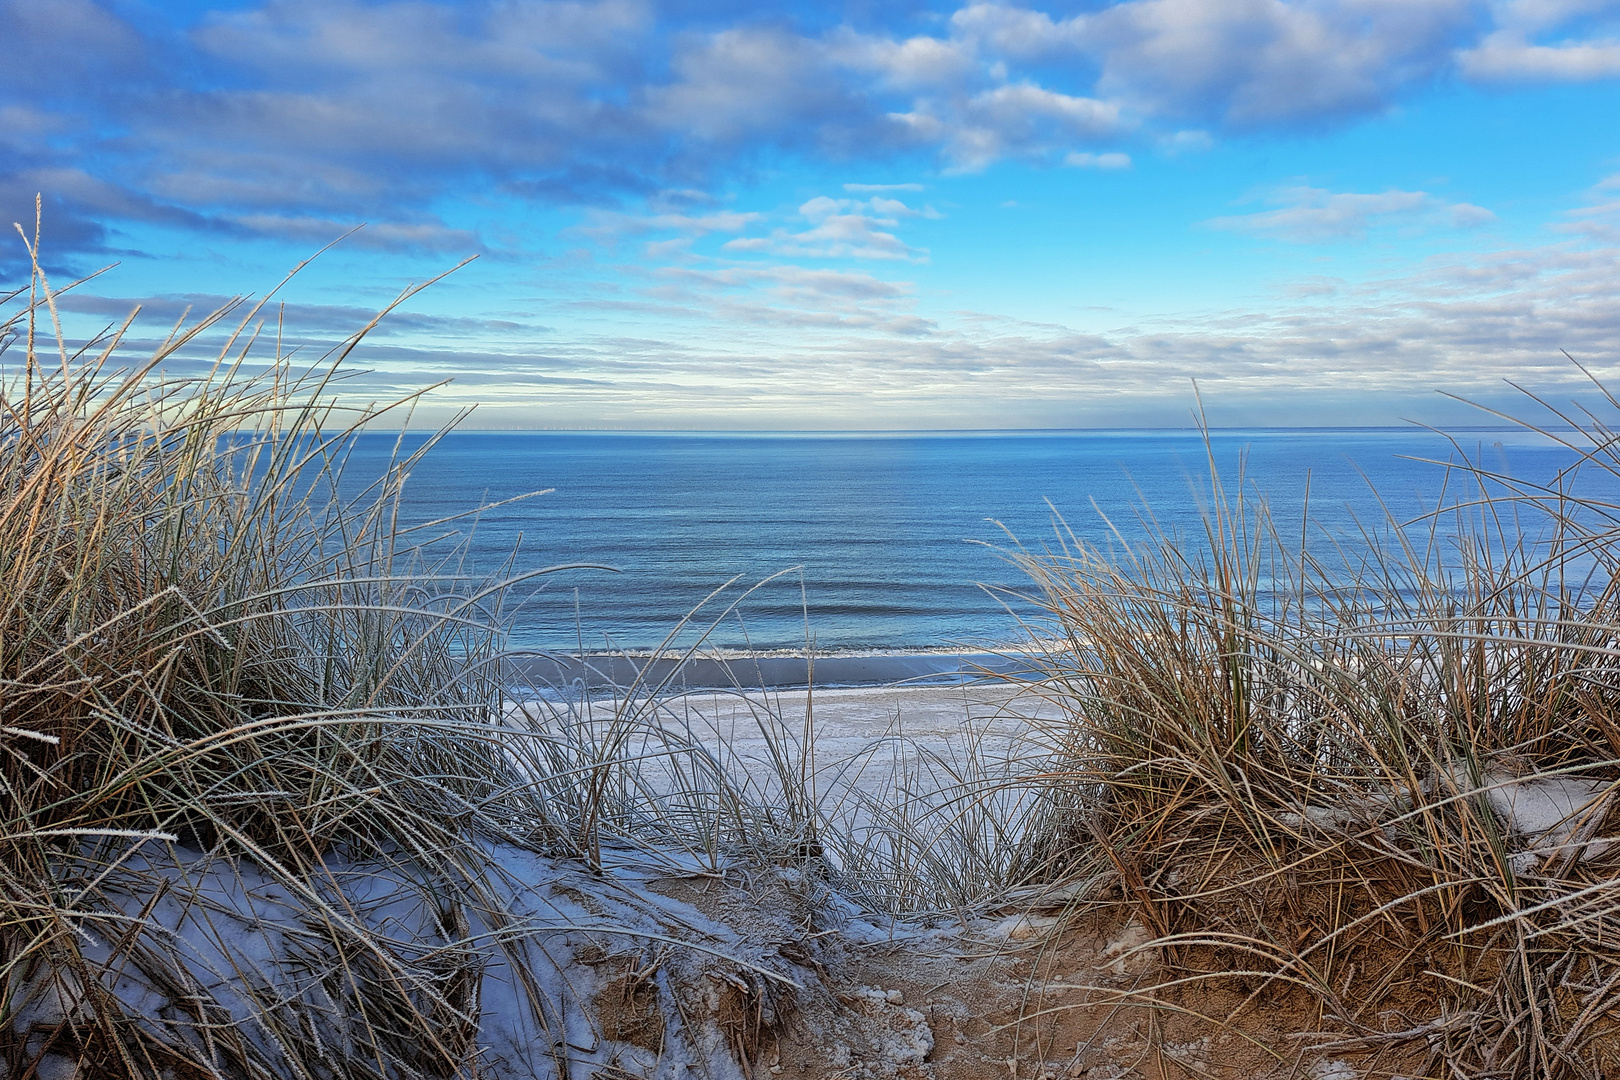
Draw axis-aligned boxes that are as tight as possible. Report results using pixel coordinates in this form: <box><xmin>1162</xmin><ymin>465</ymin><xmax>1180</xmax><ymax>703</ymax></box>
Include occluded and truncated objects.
<box><xmin>332</xmin><ymin>427</ymin><xmax>1595</xmax><ymax>661</ymax></box>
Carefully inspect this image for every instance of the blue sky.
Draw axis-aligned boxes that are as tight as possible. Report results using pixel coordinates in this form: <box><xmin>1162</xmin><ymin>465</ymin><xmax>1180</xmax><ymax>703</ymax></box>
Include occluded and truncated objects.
<box><xmin>4</xmin><ymin>0</ymin><xmax>1620</xmax><ymax>428</ymax></box>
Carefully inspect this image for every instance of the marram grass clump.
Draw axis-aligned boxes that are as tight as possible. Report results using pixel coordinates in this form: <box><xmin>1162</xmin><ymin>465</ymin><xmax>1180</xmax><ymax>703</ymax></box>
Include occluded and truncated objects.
<box><xmin>0</xmin><ymin>241</ymin><xmax>566</xmax><ymax>1076</ymax></box>
<box><xmin>998</xmin><ymin>411</ymin><xmax>1620</xmax><ymax>1078</ymax></box>
<box><xmin>0</xmin><ymin>238</ymin><xmax>901</xmax><ymax>1080</ymax></box>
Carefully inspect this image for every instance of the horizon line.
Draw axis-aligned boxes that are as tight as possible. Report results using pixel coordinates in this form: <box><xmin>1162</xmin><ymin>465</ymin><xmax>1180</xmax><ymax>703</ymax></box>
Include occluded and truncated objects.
<box><xmin>357</xmin><ymin>423</ymin><xmax>1561</xmax><ymax>435</ymax></box>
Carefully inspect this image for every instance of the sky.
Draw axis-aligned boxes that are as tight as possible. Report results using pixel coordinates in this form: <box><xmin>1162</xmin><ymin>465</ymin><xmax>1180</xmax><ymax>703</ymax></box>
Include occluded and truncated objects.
<box><xmin>3</xmin><ymin>0</ymin><xmax>1620</xmax><ymax>429</ymax></box>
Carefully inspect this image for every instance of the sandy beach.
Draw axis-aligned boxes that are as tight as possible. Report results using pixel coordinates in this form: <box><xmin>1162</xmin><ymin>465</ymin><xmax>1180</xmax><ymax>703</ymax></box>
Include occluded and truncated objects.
<box><xmin>679</xmin><ymin>679</ymin><xmax>1056</xmax><ymax>772</ymax></box>
<box><xmin>508</xmin><ymin>650</ymin><xmax>1041</xmax><ymax>692</ymax></box>
<box><xmin>519</xmin><ymin>677</ymin><xmax>1065</xmax><ymax>806</ymax></box>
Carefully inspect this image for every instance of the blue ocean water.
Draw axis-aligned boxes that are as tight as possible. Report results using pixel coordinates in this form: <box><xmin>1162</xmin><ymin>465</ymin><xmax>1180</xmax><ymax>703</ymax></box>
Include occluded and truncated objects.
<box><xmin>335</xmin><ymin>428</ymin><xmax>1591</xmax><ymax>654</ymax></box>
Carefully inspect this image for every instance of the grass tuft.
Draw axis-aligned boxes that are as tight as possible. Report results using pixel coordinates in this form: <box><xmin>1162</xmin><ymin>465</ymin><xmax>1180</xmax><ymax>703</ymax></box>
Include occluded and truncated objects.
<box><xmin>996</xmin><ymin>398</ymin><xmax>1620</xmax><ymax>1078</ymax></box>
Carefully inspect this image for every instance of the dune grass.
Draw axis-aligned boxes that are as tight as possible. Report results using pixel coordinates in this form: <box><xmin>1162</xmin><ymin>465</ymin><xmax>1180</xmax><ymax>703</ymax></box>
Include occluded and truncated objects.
<box><xmin>0</xmin><ymin>235</ymin><xmax>568</xmax><ymax>1077</ymax></box>
<box><xmin>0</xmin><ymin>238</ymin><xmax>836</xmax><ymax>1077</ymax></box>
<box><xmin>995</xmin><ymin>402</ymin><xmax>1620</xmax><ymax>1078</ymax></box>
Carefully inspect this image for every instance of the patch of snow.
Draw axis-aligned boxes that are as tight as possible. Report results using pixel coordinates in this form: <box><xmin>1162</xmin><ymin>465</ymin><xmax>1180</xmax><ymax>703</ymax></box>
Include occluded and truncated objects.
<box><xmin>10</xmin><ymin>838</ymin><xmax>869</xmax><ymax>1080</ymax></box>
<box><xmin>845</xmin><ymin>985</ymin><xmax>934</xmax><ymax>1073</ymax></box>
<box><xmin>999</xmin><ymin>876</ymin><xmax>1100</xmax><ymax>909</ymax></box>
<box><xmin>1101</xmin><ymin>918</ymin><xmax>1154</xmax><ymax>976</ymax></box>
<box><xmin>1452</xmin><ymin>766</ymin><xmax>1617</xmax><ymax>872</ymax></box>
<box><xmin>993</xmin><ymin>913</ymin><xmax>1061</xmax><ymax>940</ymax></box>
<box><xmin>1309</xmin><ymin>1059</ymin><xmax>1360</xmax><ymax>1080</ymax></box>
<box><xmin>1480</xmin><ymin>771</ymin><xmax>1609</xmax><ymax>841</ymax></box>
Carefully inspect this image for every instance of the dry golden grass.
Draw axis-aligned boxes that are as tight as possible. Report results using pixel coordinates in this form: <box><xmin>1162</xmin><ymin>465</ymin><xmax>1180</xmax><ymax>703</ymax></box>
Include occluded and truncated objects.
<box><xmin>995</xmin><ymin>397</ymin><xmax>1620</xmax><ymax>1078</ymax></box>
<box><xmin>0</xmin><ymin>218</ymin><xmax>566</xmax><ymax>1078</ymax></box>
<box><xmin>0</xmin><ymin>222</ymin><xmax>821</xmax><ymax>1078</ymax></box>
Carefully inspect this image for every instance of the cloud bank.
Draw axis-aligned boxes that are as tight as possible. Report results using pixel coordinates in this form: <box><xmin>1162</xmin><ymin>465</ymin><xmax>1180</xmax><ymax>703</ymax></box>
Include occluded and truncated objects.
<box><xmin>5</xmin><ymin>0</ymin><xmax>1619</xmax><ymax>266</ymax></box>
<box><xmin>49</xmin><ymin>214</ymin><xmax>1620</xmax><ymax>429</ymax></box>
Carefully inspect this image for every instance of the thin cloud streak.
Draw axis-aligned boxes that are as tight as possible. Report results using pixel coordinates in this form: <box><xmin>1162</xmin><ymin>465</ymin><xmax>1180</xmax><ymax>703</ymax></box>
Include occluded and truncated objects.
<box><xmin>1206</xmin><ymin>185</ymin><xmax>1497</xmax><ymax>242</ymax></box>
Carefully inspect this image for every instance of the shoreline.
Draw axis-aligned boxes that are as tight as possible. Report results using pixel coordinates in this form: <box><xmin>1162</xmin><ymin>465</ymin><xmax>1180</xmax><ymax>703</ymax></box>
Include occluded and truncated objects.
<box><xmin>506</xmin><ymin>649</ymin><xmax>1044</xmax><ymax>692</ymax></box>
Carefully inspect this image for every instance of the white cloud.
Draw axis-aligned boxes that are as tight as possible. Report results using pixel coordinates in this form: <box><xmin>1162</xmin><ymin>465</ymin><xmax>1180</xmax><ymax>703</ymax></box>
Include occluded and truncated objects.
<box><xmin>1459</xmin><ymin>32</ymin><xmax>1620</xmax><ymax>79</ymax></box>
<box><xmin>232</xmin><ymin>214</ymin><xmax>487</xmax><ymax>252</ymax></box>
<box><xmin>1080</xmin><ymin>0</ymin><xmax>1479</xmax><ymax>128</ymax></box>
<box><xmin>1555</xmin><ymin>174</ymin><xmax>1620</xmax><ymax>241</ymax></box>
<box><xmin>947</xmin><ymin>3</ymin><xmax>1085</xmax><ymax>60</ymax></box>
<box><xmin>1065</xmin><ymin>151</ymin><xmax>1132</xmax><ymax>169</ymax></box>
<box><xmin>898</xmin><ymin>83</ymin><xmax>1127</xmax><ymax>170</ymax></box>
<box><xmin>648</xmin><ymin>28</ymin><xmax>841</xmax><ymax>143</ymax></box>
<box><xmin>721</xmin><ymin>195</ymin><xmax>932</xmax><ymax>261</ymax></box>
<box><xmin>1207</xmin><ymin>185</ymin><xmax>1496</xmax><ymax>241</ymax></box>
<box><xmin>1160</xmin><ymin>130</ymin><xmax>1216</xmax><ymax>154</ymax></box>
<box><xmin>0</xmin><ymin>0</ymin><xmax>146</xmax><ymax>90</ymax></box>
<box><xmin>563</xmin><ymin>260</ymin><xmax>935</xmax><ymax>342</ymax></box>
<box><xmin>866</xmin><ymin>196</ymin><xmax>942</xmax><ymax>218</ymax></box>
<box><xmin>575</xmin><ymin>208</ymin><xmax>763</xmax><ymax>243</ymax></box>
<box><xmin>830</xmin><ymin>28</ymin><xmax>977</xmax><ymax>91</ymax></box>
<box><xmin>647</xmin><ymin>20</ymin><xmax>1136</xmax><ymax>170</ymax></box>
<box><xmin>1458</xmin><ymin>0</ymin><xmax>1620</xmax><ymax>79</ymax></box>
<box><xmin>196</xmin><ymin>0</ymin><xmax>652</xmax><ymax>81</ymax></box>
